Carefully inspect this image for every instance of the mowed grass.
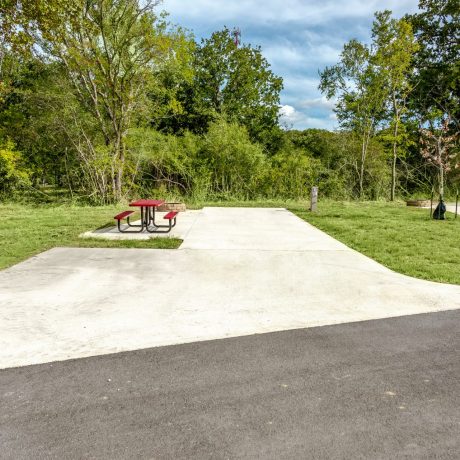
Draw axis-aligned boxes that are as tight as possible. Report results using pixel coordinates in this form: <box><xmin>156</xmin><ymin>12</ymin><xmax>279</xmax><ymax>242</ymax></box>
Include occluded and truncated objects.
<box><xmin>1</xmin><ymin>200</ymin><xmax>459</xmax><ymax>284</ymax></box>
<box><xmin>293</xmin><ymin>201</ymin><xmax>460</xmax><ymax>285</ymax></box>
<box><xmin>0</xmin><ymin>203</ymin><xmax>182</xmax><ymax>270</ymax></box>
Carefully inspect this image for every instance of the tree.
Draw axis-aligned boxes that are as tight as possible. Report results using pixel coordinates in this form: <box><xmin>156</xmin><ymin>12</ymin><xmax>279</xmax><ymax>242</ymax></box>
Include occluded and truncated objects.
<box><xmin>372</xmin><ymin>11</ymin><xmax>419</xmax><ymax>201</ymax></box>
<box><xmin>407</xmin><ymin>0</ymin><xmax>460</xmax><ymax>126</ymax></box>
<box><xmin>147</xmin><ymin>26</ymin><xmax>197</xmax><ymax>132</ymax></box>
<box><xmin>51</xmin><ymin>0</ymin><xmax>168</xmax><ymax>201</ymax></box>
<box><xmin>0</xmin><ymin>53</ymin><xmax>83</xmax><ymax>187</ymax></box>
<box><xmin>0</xmin><ymin>138</ymin><xmax>30</xmax><ymax>194</ymax></box>
<box><xmin>165</xmin><ymin>28</ymin><xmax>283</xmax><ymax>147</ymax></box>
<box><xmin>1</xmin><ymin>0</ymin><xmax>175</xmax><ymax>202</ymax></box>
<box><xmin>319</xmin><ymin>39</ymin><xmax>387</xmax><ymax>198</ymax></box>
<box><xmin>420</xmin><ymin>116</ymin><xmax>459</xmax><ymax>197</ymax></box>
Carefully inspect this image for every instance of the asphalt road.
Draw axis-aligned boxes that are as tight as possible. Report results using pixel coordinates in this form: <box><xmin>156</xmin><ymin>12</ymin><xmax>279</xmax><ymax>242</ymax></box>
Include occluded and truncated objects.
<box><xmin>1</xmin><ymin>310</ymin><xmax>459</xmax><ymax>459</ymax></box>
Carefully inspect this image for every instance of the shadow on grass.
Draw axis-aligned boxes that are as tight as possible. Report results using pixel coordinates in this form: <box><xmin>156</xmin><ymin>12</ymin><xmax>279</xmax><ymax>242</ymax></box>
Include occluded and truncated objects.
<box><xmin>68</xmin><ymin>237</ymin><xmax>183</xmax><ymax>250</ymax></box>
<box><xmin>94</xmin><ymin>221</ymin><xmax>115</xmax><ymax>230</ymax></box>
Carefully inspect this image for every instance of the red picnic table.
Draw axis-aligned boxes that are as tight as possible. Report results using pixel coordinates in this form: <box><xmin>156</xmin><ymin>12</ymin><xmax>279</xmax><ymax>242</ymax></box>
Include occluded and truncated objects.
<box><xmin>114</xmin><ymin>199</ymin><xmax>179</xmax><ymax>233</ymax></box>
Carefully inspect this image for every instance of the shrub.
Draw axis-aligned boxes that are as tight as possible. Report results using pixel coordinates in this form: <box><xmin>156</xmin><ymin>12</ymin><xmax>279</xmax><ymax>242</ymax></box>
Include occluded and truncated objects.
<box><xmin>0</xmin><ymin>140</ymin><xmax>30</xmax><ymax>194</ymax></box>
<box><xmin>199</xmin><ymin>118</ymin><xmax>267</xmax><ymax>198</ymax></box>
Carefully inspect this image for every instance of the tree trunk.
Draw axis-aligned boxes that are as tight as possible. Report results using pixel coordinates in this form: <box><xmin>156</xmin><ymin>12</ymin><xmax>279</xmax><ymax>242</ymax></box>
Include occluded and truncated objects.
<box><xmin>390</xmin><ymin>94</ymin><xmax>400</xmax><ymax>202</ymax></box>
<box><xmin>438</xmin><ymin>140</ymin><xmax>444</xmax><ymax>199</ymax></box>
<box><xmin>391</xmin><ymin>121</ymin><xmax>398</xmax><ymax>201</ymax></box>
<box><xmin>439</xmin><ymin>166</ymin><xmax>444</xmax><ymax>199</ymax></box>
<box><xmin>113</xmin><ymin>137</ymin><xmax>124</xmax><ymax>202</ymax></box>
<box><xmin>359</xmin><ymin>137</ymin><xmax>365</xmax><ymax>198</ymax></box>
<box><xmin>359</xmin><ymin>127</ymin><xmax>371</xmax><ymax>199</ymax></box>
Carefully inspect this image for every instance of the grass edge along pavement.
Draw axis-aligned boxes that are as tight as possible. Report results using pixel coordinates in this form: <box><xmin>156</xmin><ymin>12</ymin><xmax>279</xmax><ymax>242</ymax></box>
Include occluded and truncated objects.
<box><xmin>0</xmin><ymin>203</ymin><xmax>181</xmax><ymax>271</ymax></box>
<box><xmin>0</xmin><ymin>200</ymin><xmax>459</xmax><ymax>286</ymax></box>
<box><xmin>293</xmin><ymin>200</ymin><xmax>460</xmax><ymax>285</ymax></box>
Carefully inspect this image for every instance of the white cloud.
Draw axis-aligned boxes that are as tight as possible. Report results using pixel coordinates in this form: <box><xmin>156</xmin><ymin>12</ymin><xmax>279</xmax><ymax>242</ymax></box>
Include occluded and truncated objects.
<box><xmin>162</xmin><ymin>0</ymin><xmax>419</xmax><ymax>130</ymax></box>
<box><xmin>263</xmin><ymin>44</ymin><xmax>305</xmax><ymax>68</ymax></box>
<box><xmin>280</xmin><ymin>104</ymin><xmax>297</xmax><ymax>119</ymax></box>
<box><xmin>164</xmin><ymin>1</ymin><xmax>419</xmax><ymax>25</ymax></box>
<box><xmin>279</xmin><ymin>104</ymin><xmax>337</xmax><ymax>130</ymax></box>
<box><xmin>299</xmin><ymin>96</ymin><xmax>336</xmax><ymax>110</ymax></box>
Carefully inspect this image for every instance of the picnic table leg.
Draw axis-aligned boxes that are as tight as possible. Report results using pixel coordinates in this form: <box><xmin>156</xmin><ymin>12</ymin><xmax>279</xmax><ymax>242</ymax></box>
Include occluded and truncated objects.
<box><xmin>146</xmin><ymin>219</ymin><xmax>173</xmax><ymax>233</ymax></box>
<box><xmin>149</xmin><ymin>206</ymin><xmax>174</xmax><ymax>230</ymax></box>
<box><xmin>145</xmin><ymin>206</ymin><xmax>176</xmax><ymax>233</ymax></box>
<box><xmin>121</xmin><ymin>207</ymin><xmax>145</xmax><ymax>231</ymax></box>
<box><xmin>117</xmin><ymin>207</ymin><xmax>145</xmax><ymax>233</ymax></box>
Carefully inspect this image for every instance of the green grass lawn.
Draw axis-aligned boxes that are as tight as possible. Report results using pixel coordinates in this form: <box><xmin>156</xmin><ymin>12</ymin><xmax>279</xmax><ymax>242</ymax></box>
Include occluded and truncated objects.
<box><xmin>0</xmin><ymin>203</ymin><xmax>182</xmax><ymax>270</ymax></box>
<box><xmin>293</xmin><ymin>201</ymin><xmax>460</xmax><ymax>285</ymax></box>
<box><xmin>1</xmin><ymin>200</ymin><xmax>459</xmax><ymax>285</ymax></box>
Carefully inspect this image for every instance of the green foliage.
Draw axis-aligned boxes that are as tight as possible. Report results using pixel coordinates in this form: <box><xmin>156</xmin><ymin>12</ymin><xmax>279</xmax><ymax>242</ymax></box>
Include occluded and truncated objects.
<box><xmin>129</xmin><ymin>119</ymin><xmax>273</xmax><ymax>201</ymax></box>
<box><xmin>267</xmin><ymin>148</ymin><xmax>320</xmax><ymax>199</ymax></box>
<box><xmin>407</xmin><ymin>0</ymin><xmax>460</xmax><ymax>121</ymax></box>
<box><xmin>200</xmin><ymin>118</ymin><xmax>267</xmax><ymax>198</ymax></box>
<box><xmin>0</xmin><ymin>139</ymin><xmax>30</xmax><ymax>194</ymax></box>
<box><xmin>127</xmin><ymin>127</ymin><xmax>198</xmax><ymax>197</ymax></box>
<box><xmin>295</xmin><ymin>201</ymin><xmax>460</xmax><ymax>284</ymax></box>
<box><xmin>0</xmin><ymin>54</ymin><xmax>85</xmax><ymax>189</ymax></box>
<box><xmin>0</xmin><ymin>203</ymin><xmax>181</xmax><ymax>270</ymax></box>
<box><xmin>147</xmin><ymin>27</ymin><xmax>197</xmax><ymax>129</ymax></box>
<box><xmin>1</xmin><ymin>2</ymin><xmax>458</xmax><ymax>204</ymax></box>
<box><xmin>156</xmin><ymin>27</ymin><xmax>283</xmax><ymax>150</ymax></box>
<box><xmin>0</xmin><ymin>0</ymin><xmax>80</xmax><ymax>53</ymax></box>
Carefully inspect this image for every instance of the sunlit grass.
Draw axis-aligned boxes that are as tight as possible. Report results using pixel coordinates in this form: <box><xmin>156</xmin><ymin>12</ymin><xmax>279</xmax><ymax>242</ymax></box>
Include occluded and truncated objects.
<box><xmin>0</xmin><ymin>203</ymin><xmax>181</xmax><ymax>270</ymax></box>
<box><xmin>293</xmin><ymin>201</ymin><xmax>460</xmax><ymax>285</ymax></box>
<box><xmin>1</xmin><ymin>200</ymin><xmax>459</xmax><ymax>285</ymax></box>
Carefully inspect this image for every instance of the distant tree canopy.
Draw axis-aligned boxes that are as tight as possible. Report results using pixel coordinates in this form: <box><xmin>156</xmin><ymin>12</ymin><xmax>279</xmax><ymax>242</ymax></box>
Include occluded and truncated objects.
<box><xmin>0</xmin><ymin>0</ymin><xmax>458</xmax><ymax>203</ymax></box>
<box><xmin>152</xmin><ymin>27</ymin><xmax>283</xmax><ymax>147</ymax></box>
<box><xmin>320</xmin><ymin>2</ymin><xmax>459</xmax><ymax>199</ymax></box>
<box><xmin>407</xmin><ymin>0</ymin><xmax>460</xmax><ymax>124</ymax></box>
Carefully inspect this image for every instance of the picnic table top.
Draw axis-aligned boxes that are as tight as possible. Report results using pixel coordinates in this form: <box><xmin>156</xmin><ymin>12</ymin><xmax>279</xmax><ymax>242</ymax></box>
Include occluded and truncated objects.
<box><xmin>129</xmin><ymin>199</ymin><xmax>165</xmax><ymax>207</ymax></box>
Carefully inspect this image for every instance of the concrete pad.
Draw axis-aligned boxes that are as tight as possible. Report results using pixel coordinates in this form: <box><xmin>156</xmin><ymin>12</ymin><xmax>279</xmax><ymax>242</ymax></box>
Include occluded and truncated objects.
<box><xmin>181</xmin><ymin>207</ymin><xmax>350</xmax><ymax>251</ymax></box>
<box><xmin>1</xmin><ymin>207</ymin><xmax>460</xmax><ymax>369</ymax></box>
<box><xmin>80</xmin><ymin>210</ymin><xmax>201</xmax><ymax>240</ymax></box>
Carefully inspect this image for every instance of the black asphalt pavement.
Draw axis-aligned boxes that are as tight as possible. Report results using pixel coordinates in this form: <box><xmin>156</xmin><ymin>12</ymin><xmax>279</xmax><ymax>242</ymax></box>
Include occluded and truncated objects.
<box><xmin>1</xmin><ymin>310</ymin><xmax>459</xmax><ymax>459</ymax></box>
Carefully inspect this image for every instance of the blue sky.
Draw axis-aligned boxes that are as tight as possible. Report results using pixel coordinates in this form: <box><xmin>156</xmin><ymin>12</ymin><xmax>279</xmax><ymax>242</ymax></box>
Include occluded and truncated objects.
<box><xmin>163</xmin><ymin>0</ymin><xmax>420</xmax><ymax>131</ymax></box>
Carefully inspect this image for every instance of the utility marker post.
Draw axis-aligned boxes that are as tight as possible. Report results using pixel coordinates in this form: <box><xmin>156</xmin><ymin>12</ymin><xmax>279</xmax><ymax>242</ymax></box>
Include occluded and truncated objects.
<box><xmin>310</xmin><ymin>186</ymin><xmax>318</xmax><ymax>212</ymax></box>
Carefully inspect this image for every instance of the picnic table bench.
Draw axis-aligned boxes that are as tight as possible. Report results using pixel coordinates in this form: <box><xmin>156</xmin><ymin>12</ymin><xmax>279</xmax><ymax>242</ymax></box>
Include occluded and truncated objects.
<box><xmin>114</xmin><ymin>200</ymin><xmax>179</xmax><ymax>233</ymax></box>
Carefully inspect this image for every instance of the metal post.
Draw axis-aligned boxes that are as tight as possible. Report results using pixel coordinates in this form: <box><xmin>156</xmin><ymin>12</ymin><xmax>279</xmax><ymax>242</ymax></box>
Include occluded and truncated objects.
<box><xmin>456</xmin><ymin>189</ymin><xmax>458</xmax><ymax>219</ymax></box>
<box><xmin>430</xmin><ymin>188</ymin><xmax>434</xmax><ymax>219</ymax></box>
<box><xmin>310</xmin><ymin>186</ymin><xmax>318</xmax><ymax>212</ymax></box>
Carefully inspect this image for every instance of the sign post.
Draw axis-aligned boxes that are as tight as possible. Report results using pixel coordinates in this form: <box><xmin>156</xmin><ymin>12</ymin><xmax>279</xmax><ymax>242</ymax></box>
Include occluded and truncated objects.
<box><xmin>310</xmin><ymin>186</ymin><xmax>318</xmax><ymax>212</ymax></box>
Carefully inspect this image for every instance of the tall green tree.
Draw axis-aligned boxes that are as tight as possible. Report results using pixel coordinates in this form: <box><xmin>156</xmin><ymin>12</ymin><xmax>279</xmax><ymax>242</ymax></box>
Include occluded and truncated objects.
<box><xmin>50</xmin><ymin>0</ymin><xmax>168</xmax><ymax>201</ymax></box>
<box><xmin>372</xmin><ymin>11</ymin><xmax>419</xmax><ymax>200</ymax></box>
<box><xmin>407</xmin><ymin>0</ymin><xmax>460</xmax><ymax>125</ymax></box>
<box><xmin>1</xmin><ymin>0</ymin><xmax>176</xmax><ymax>202</ymax></box>
<box><xmin>0</xmin><ymin>55</ymin><xmax>76</xmax><ymax>186</ymax></box>
<box><xmin>167</xmin><ymin>28</ymin><xmax>283</xmax><ymax>146</ymax></box>
<box><xmin>319</xmin><ymin>39</ymin><xmax>387</xmax><ymax>198</ymax></box>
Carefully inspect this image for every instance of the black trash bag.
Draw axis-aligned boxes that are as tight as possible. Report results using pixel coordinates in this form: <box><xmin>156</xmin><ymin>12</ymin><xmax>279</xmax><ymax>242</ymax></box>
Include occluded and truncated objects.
<box><xmin>433</xmin><ymin>200</ymin><xmax>446</xmax><ymax>220</ymax></box>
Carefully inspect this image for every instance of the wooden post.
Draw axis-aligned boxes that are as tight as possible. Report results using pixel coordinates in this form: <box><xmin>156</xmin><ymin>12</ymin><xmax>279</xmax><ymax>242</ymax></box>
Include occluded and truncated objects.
<box><xmin>430</xmin><ymin>188</ymin><xmax>434</xmax><ymax>219</ymax></box>
<box><xmin>456</xmin><ymin>189</ymin><xmax>458</xmax><ymax>219</ymax></box>
<box><xmin>310</xmin><ymin>186</ymin><xmax>318</xmax><ymax>212</ymax></box>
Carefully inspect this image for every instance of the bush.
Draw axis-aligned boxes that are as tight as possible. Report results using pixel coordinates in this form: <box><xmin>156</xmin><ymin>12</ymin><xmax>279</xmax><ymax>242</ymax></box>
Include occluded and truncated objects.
<box><xmin>266</xmin><ymin>147</ymin><xmax>321</xmax><ymax>199</ymax></box>
<box><xmin>199</xmin><ymin>118</ymin><xmax>267</xmax><ymax>198</ymax></box>
<box><xmin>127</xmin><ymin>128</ymin><xmax>200</xmax><ymax>198</ymax></box>
<box><xmin>0</xmin><ymin>140</ymin><xmax>30</xmax><ymax>195</ymax></box>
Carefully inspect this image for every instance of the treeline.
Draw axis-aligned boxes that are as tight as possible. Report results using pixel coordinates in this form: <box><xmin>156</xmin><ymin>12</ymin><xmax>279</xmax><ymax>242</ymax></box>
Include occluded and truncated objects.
<box><xmin>0</xmin><ymin>0</ymin><xmax>458</xmax><ymax>203</ymax></box>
